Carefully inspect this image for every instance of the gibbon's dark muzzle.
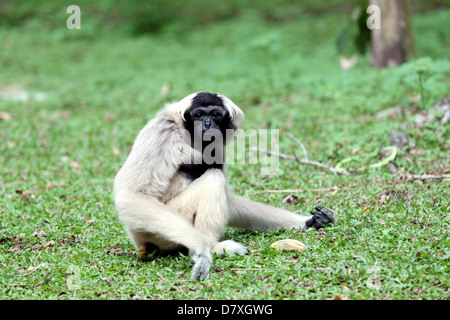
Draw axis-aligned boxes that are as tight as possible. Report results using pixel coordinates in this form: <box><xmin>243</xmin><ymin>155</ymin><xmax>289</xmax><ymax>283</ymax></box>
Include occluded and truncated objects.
<box><xmin>203</xmin><ymin>119</ymin><xmax>211</xmax><ymax>131</ymax></box>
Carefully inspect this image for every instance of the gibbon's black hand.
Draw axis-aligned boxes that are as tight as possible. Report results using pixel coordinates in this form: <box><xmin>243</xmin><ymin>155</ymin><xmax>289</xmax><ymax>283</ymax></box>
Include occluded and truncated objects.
<box><xmin>307</xmin><ymin>206</ymin><xmax>337</xmax><ymax>230</ymax></box>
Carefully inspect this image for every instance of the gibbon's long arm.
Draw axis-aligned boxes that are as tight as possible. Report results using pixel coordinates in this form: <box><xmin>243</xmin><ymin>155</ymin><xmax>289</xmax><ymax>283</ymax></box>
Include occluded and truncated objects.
<box><xmin>114</xmin><ymin>112</ymin><xmax>196</xmax><ymax>198</ymax></box>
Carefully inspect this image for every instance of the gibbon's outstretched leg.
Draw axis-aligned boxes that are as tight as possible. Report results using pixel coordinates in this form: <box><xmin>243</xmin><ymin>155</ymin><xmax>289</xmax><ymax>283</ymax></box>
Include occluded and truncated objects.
<box><xmin>226</xmin><ymin>192</ymin><xmax>336</xmax><ymax>232</ymax></box>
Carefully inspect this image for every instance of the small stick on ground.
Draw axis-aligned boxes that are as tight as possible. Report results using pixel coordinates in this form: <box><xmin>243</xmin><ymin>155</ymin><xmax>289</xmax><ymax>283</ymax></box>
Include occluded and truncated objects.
<box><xmin>286</xmin><ymin>133</ymin><xmax>308</xmax><ymax>160</ymax></box>
<box><xmin>230</xmin><ymin>267</ymin><xmax>332</xmax><ymax>272</ymax></box>
<box><xmin>248</xmin><ymin>147</ymin><xmax>350</xmax><ymax>175</ymax></box>
<box><xmin>397</xmin><ymin>173</ymin><xmax>450</xmax><ymax>180</ymax></box>
<box><xmin>250</xmin><ymin>186</ymin><xmax>338</xmax><ymax>196</ymax></box>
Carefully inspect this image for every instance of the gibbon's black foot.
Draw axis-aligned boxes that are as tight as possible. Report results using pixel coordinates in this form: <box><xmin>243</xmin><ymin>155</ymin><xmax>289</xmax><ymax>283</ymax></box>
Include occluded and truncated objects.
<box><xmin>306</xmin><ymin>206</ymin><xmax>337</xmax><ymax>230</ymax></box>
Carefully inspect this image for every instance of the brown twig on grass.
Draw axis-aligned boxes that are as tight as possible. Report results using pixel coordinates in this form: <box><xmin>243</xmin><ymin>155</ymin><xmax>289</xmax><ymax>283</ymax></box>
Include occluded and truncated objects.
<box><xmin>230</xmin><ymin>267</ymin><xmax>331</xmax><ymax>272</ymax></box>
<box><xmin>397</xmin><ymin>173</ymin><xmax>450</xmax><ymax>180</ymax></box>
<box><xmin>250</xmin><ymin>186</ymin><xmax>338</xmax><ymax>196</ymax></box>
<box><xmin>248</xmin><ymin>147</ymin><xmax>350</xmax><ymax>175</ymax></box>
<box><xmin>286</xmin><ymin>132</ymin><xmax>308</xmax><ymax>160</ymax></box>
<box><xmin>158</xmin><ymin>275</ymin><xmax>193</xmax><ymax>299</ymax></box>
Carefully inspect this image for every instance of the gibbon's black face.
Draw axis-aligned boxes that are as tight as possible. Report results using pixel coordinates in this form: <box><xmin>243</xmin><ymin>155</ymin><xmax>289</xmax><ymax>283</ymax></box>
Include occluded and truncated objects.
<box><xmin>187</xmin><ymin>106</ymin><xmax>228</xmax><ymax>135</ymax></box>
<box><xmin>181</xmin><ymin>92</ymin><xmax>237</xmax><ymax>180</ymax></box>
<box><xmin>183</xmin><ymin>92</ymin><xmax>235</xmax><ymax>144</ymax></box>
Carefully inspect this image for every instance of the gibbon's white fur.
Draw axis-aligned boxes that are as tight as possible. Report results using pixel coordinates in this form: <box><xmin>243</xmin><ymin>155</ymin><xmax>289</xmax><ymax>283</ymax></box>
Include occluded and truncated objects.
<box><xmin>114</xmin><ymin>92</ymin><xmax>334</xmax><ymax>280</ymax></box>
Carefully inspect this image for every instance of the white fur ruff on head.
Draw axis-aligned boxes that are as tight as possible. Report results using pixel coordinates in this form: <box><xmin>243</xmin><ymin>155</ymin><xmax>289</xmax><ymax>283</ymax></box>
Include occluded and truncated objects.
<box><xmin>170</xmin><ymin>92</ymin><xmax>245</xmax><ymax>127</ymax></box>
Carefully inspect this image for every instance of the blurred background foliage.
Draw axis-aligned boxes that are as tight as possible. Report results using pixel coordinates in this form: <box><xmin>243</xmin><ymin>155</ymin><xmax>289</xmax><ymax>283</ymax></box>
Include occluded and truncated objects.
<box><xmin>0</xmin><ymin>0</ymin><xmax>448</xmax><ymax>35</ymax></box>
<box><xmin>0</xmin><ymin>0</ymin><xmax>448</xmax><ymax>117</ymax></box>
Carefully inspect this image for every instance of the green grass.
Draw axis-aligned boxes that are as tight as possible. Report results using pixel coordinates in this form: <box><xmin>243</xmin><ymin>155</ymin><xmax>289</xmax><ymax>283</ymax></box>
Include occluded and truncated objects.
<box><xmin>0</xmin><ymin>5</ymin><xmax>449</xmax><ymax>300</ymax></box>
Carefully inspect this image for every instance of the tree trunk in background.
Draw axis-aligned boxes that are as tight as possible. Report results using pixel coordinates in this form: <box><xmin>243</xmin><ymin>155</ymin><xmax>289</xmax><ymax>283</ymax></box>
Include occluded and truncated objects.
<box><xmin>370</xmin><ymin>0</ymin><xmax>416</xmax><ymax>68</ymax></box>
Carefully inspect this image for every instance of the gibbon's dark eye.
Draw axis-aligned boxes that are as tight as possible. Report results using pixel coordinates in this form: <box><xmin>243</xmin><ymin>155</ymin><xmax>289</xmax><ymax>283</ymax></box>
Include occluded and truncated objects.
<box><xmin>193</xmin><ymin>112</ymin><xmax>203</xmax><ymax>120</ymax></box>
<box><xmin>212</xmin><ymin>111</ymin><xmax>222</xmax><ymax>119</ymax></box>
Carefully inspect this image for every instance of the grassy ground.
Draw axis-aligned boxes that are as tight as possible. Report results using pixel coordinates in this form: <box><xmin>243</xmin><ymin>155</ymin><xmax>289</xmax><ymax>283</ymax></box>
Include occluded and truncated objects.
<box><xmin>0</xmin><ymin>5</ymin><xmax>449</xmax><ymax>300</ymax></box>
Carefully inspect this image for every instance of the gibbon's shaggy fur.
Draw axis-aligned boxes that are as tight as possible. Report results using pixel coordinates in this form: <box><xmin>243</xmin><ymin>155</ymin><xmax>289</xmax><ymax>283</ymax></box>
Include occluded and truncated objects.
<box><xmin>114</xmin><ymin>92</ymin><xmax>336</xmax><ymax>280</ymax></box>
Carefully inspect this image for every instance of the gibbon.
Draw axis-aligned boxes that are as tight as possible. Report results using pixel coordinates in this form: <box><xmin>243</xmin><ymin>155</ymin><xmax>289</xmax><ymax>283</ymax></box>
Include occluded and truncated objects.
<box><xmin>113</xmin><ymin>92</ymin><xmax>336</xmax><ymax>280</ymax></box>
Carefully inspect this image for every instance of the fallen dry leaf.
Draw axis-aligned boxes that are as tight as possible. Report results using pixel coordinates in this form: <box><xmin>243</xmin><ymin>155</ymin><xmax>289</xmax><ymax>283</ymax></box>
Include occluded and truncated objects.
<box><xmin>281</xmin><ymin>194</ymin><xmax>299</xmax><ymax>206</ymax></box>
<box><xmin>69</xmin><ymin>160</ymin><xmax>80</xmax><ymax>168</ymax></box>
<box><xmin>54</xmin><ymin>110</ymin><xmax>71</xmax><ymax>120</ymax></box>
<box><xmin>4</xmin><ymin>235</ymin><xmax>23</xmax><ymax>243</ymax></box>
<box><xmin>0</xmin><ymin>111</ymin><xmax>12</xmax><ymax>121</ymax></box>
<box><xmin>15</xmin><ymin>189</ymin><xmax>36</xmax><ymax>200</ymax></box>
<box><xmin>409</xmin><ymin>93</ymin><xmax>422</xmax><ymax>103</ymax></box>
<box><xmin>329</xmin><ymin>186</ymin><xmax>339</xmax><ymax>194</ymax></box>
<box><xmin>28</xmin><ymin>263</ymin><xmax>46</xmax><ymax>271</ymax></box>
<box><xmin>8</xmin><ymin>246</ymin><xmax>22</xmax><ymax>253</ymax></box>
<box><xmin>329</xmin><ymin>293</ymin><xmax>349</xmax><ymax>300</ymax></box>
<box><xmin>104</xmin><ymin>113</ymin><xmax>117</xmax><ymax>123</ymax></box>
<box><xmin>19</xmin><ymin>263</ymin><xmax>46</xmax><ymax>274</ymax></box>
<box><xmin>107</xmin><ymin>247</ymin><xmax>123</xmax><ymax>255</ymax></box>
<box><xmin>43</xmin><ymin>240</ymin><xmax>56</xmax><ymax>248</ymax></box>
<box><xmin>270</xmin><ymin>239</ymin><xmax>307</xmax><ymax>251</ymax></box>
<box><xmin>160</xmin><ymin>83</ymin><xmax>171</xmax><ymax>96</ymax></box>
<box><xmin>410</xmin><ymin>148</ymin><xmax>426</xmax><ymax>155</ymax></box>
<box><xmin>10</xmin><ymin>282</ymin><xmax>25</xmax><ymax>287</ymax></box>
<box><xmin>32</xmin><ymin>229</ymin><xmax>46</xmax><ymax>237</ymax></box>
<box><xmin>285</xmin><ymin>115</ymin><xmax>294</xmax><ymax>128</ymax></box>
<box><xmin>0</xmin><ymin>86</ymin><xmax>46</xmax><ymax>102</ymax></box>
<box><xmin>46</xmin><ymin>181</ymin><xmax>65</xmax><ymax>190</ymax></box>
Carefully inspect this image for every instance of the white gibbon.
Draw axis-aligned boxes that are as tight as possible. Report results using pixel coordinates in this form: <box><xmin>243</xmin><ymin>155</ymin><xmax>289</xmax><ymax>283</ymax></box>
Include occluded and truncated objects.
<box><xmin>113</xmin><ymin>92</ymin><xmax>336</xmax><ymax>280</ymax></box>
